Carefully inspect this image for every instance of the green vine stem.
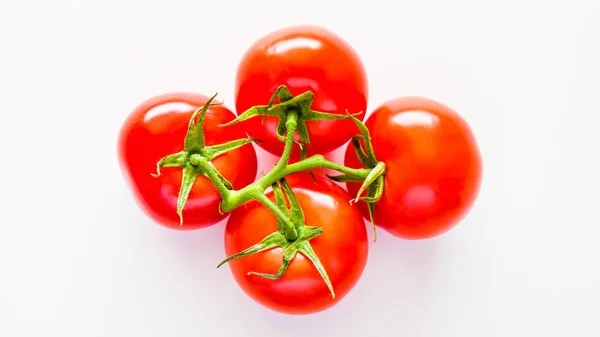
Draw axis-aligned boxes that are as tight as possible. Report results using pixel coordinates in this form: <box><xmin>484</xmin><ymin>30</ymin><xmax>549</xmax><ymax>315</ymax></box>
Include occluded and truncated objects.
<box><xmin>205</xmin><ymin>104</ymin><xmax>373</xmax><ymax>215</ymax></box>
<box><xmin>222</xmin><ymin>155</ymin><xmax>372</xmax><ymax>213</ymax></box>
<box><xmin>153</xmin><ymin>87</ymin><xmax>383</xmax><ymax>230</ymax></box>
<box><xmin>153</xmin><ymin>86</ymin><xmax>385</xmax><ymax>293</ymax></box>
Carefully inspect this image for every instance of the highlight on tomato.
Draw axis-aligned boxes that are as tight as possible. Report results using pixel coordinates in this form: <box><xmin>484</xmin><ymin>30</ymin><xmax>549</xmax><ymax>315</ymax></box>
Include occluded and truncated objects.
<box><xmin>235</xmin><ymin>25</ymin><xmax>369</xmax><ymax>157</ymax></box>
<box><xmin>222</xmin><ymin>174</ymin><xmax>369</xmax><ymax>315</ymax></box>
<box><xmin>118</xmin><ymin>93</ymin><xmax>258</xmax><ymax>230</ymax></box>
<box><xmin>344</xmin><ymin>97</ymin><xmax>483</xmax><ymax>240</ymax></box>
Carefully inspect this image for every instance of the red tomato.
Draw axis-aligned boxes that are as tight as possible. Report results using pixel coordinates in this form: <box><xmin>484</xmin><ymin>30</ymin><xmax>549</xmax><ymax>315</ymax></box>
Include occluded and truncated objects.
<box><xmin>224</xmin><ymin>174</ymin><xmax>368</xmax><ymax>314</ymax></box>
<box><xmin>235</xmin><ymin>25</ymin><xmax>368</xmax><ymax>157</ymax></box>
<box><xmin>118</xmin><ymin>93</ymin><xmax>257</xmax><ymax>230</ymax></box>
<box><xmin>345</xmin><ymin>97</ymin><xmax>482</xmax><ymax>239</ymax></box>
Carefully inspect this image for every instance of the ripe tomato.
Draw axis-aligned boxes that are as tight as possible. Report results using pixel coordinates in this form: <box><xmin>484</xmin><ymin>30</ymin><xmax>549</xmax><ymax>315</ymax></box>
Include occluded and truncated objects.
<box><xmin>235</xmin><ymin>25</ymin><xmax>368</xmax><ymax>157</ymax></box>
<box><xmin>118</xmin><ymin>93</ymin><xmax>257</xmax><ymax>230</ymax></box>
<box><xmin>345</xmin><ymin>97</ymin><xmax>482</xmax><ymax>240</ymax></box>
<box><xmin>223</xmin><ymin>174</ymin><xmax>368</xmax><ymax>314</ymax></box>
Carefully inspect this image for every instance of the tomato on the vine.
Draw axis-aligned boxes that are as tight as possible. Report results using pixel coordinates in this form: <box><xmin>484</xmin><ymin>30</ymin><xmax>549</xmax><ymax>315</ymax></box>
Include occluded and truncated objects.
<box><xmin>235</xmin><ymin>25</ymin><xmax>368</xmax><ymax>157</ymax></box>
<box><xmin>118</xmin><ymin>93</ymin><xmax>257</xmax><ymax>230</ymax></box>
<box><xmin>223</xmin><ymin>174</ymin><xmax>368</xmax><ymax>314</ymax></box>
<box><xmin>345</xmin><ymin>97</ymin><xmax>482</xmax><ymax>240</ymax></box>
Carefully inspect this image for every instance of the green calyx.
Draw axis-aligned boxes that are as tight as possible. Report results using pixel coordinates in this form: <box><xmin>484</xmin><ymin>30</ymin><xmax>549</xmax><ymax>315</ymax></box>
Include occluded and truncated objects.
<box><xmin>220</xmin><ymin>85</ymin><xmax>361</xmax><ymax>146</ymax></box>
<box><xmin>217</xmin><ymin>178</ymin><xmax>335</xmax><ymax>298</ymax></box>
<box><xmin>152</xmin><ymin>93</ymin><xmax>257</xmax><ymax>227</ymax></box>
<box><xmin>327</xmin><ymin>113</ymin><xmax>386</xmax><ymax>241</ymax></box>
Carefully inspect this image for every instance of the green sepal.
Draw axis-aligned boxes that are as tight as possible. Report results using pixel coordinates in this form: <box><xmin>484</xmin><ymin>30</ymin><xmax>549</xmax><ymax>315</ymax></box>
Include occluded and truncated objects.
<box><xmin>350</xmin><ymin>162</ymin><xmax>386</xmax><ymax>241</ymax></box>
<box><xmin>353</xmin><ymin>162</ymin><xmax>386</xmax><ymax>203</ymax></box>
<box><xmin>279</xmin><ymin>178</ymin><xmax>304</xmax><ymax>232</ymax></box>
<box><xmin>341</xmin><ymin>112</ymin><xmax>389</xmax><ymax>241</ymax></box>
<box><xmin>176</xmin><ymin>163</ymin><xmax>202</xmax><ymax>227</ymax></box>
<box><xmin>284</xmin><ymin>226</ymin><xmax>323</xmax><ymax>252</ymax></box>
<box><xmin>271</xmin><ymin>182</ymin><xmax>290</xmax><ymax>233</ymax></box>
<box><xmin>184</xmin><ymin>92</ymin><xmax>219</xmax><ymax>151</ymax></box>
<box><xmin>220</xmin><ymin>85</ymin><xmax>361</xmax><ymax>147</ymax></box>
<box><xmin>362</xmin><ymin>175</ymin><xmax>385</xmax><ymax>242</ymax></box>
<box><xmin>326</xmin><ymin>173</ymin><xmax>364</xmax><ymax>183</ymax></box>
<box><xmin>216</xmin><ymin>231</ymin><xmax>287</xmax><ymax>268</ymax></box>
<box><xmin>247</xmin><ymin>248</ymin><xmax>295</xmax><ymax>280</ymax></box>
<box><xmin>297</xmin><ymin>240</ymin><xmax>335</xmax><ymax>298</ymax></box>
<box><xmin>151</xmin><ymin>93</ymin><xmax>257</xmax><ymax>227</ymax></box>
<box><xmin>267</xmin><ymin>85</ymin><xmax>295</xmax><ymax>104</ymax></box>
<box><xmin>152</xmin><ymin>151</ymin><xmax>189</xmax><ymax>177</ymax></box>
<box><xmin>357</xmin><ymin>177</ymin><xmax>384</xmax><ymax>203</ymax></box>
<box><xmin>202</xmin><ymin>137</ymin><xmax>260</xmax><ymax>161</ymax></box>
<box><xmin>219</xmin><ymin>105</ymin><xmax>281</xmax><ymax>128</ymax></box>
<box><xmin>346</xmin><ymin>111</ymin><xmax>377</xmax><ymax>165</ymax></box>
<box><xmin>204</xmin><ymin>159</ymin><xmax>234</xmax><ymax>190</ymax></box>
<box><xmin>366</xmin><ymin>199</ymin><xmax>377</xmax><ymax>242</ymax></box>
<box><xmin>351</xmin><ymin>135</ymin><xmax>374</xmax><ymax>168</ymax></box>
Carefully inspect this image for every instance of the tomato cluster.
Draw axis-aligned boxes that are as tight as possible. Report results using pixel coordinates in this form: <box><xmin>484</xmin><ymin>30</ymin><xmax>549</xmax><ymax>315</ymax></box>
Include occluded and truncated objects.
<box><xmin>118</xmin><ymin>26</ymin><xmax>482</xmax><ymax>315</ymax></box>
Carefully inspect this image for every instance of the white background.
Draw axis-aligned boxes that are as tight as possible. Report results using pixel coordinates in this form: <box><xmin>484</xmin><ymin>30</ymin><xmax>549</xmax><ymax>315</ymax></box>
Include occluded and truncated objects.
<box><xmin>1</xmin><ymin>0</ymin><xmax>599</xmax><ymax>336</ymax></box>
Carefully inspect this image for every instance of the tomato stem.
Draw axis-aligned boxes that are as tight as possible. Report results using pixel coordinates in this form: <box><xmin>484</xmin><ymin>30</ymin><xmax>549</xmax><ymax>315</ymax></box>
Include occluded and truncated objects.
<box><xmin>217</xmin><ymin>93</ymin><xmax>374</xmax><ymax>220</ymax></box>
<box><xmin>280</xmin><ymin>156</ymin><xmax>370</xmax><ymax>181</ymax></box>
<box><xmin>254</xmin><ymin>192</ymin><xmax>298</xmax><ymax>241</ymax></box>
<box><xmin>189</xmin><ymin>155</ymin><xmax>232</xmax><ymax>200</ymax></box>
<box><xmin>154</xmin><ymin>87</ymin><xmax>384</xmax><ymax>295</ymax></box>
<box><xmin>220</xmin><ymin>159</ymin><xmax>371</xmax><ymax>245</ymax></box>
<box><xmin>222</xmin><ymin>153</ymin><xmax>371</xmax><ymax>212</ymax></box>
<box><xmin>273</xmin><ymin>110</ymin><xmax>298</xmax><ymax>171</ymax></box>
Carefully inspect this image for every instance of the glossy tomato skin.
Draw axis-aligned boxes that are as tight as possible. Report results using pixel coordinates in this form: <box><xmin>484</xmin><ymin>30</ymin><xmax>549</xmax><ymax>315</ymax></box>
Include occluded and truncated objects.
<box><xmin>224</xmin><ymin>174</ymin><xmax>368</xmax><ymax>314</ymax></box>
<box><xmin>118</xmin><ymin>93</ymin><xmax>257</xmax><ymax>230</ymax></box>
<box><xmin>235</xmin><ymin>25</ymin><xmax>368</xmax><ymax>157</ymax></box>
<box><xmin>345</xmin><ymin>97</ymin><xmax>482</xmax><ymax>240</ymax></box>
